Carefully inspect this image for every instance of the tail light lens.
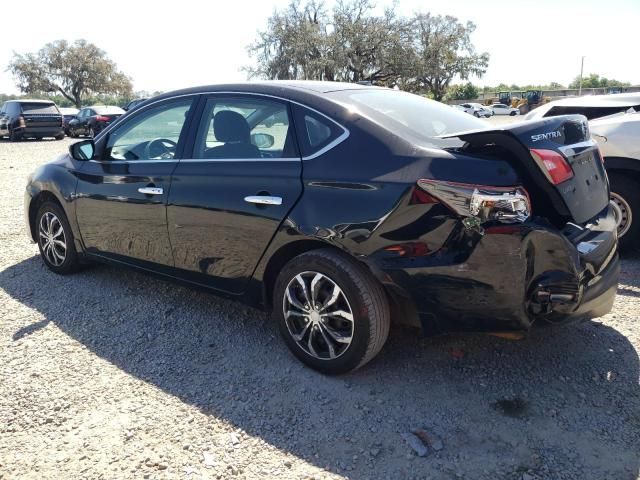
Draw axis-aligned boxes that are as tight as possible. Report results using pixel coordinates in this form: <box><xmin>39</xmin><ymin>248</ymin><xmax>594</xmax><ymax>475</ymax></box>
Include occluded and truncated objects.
<box><xmin>417</xmin><ymin>179</ymin><xmax>531</xmax><ymax>225</ymax></box>
<box><xmin>530</xmin><ymin>149</ymin><xmax>574</xmax><ymax>185</ymax></box>
<box><xmin>95</xmin><ymin>115</ymin><xmax>110</xmax><ymax>122</ymax></box>
<box><xmin>18</xmin><ymin>116</ymin><xmax>26</xmax><ymax>127</ymax></box>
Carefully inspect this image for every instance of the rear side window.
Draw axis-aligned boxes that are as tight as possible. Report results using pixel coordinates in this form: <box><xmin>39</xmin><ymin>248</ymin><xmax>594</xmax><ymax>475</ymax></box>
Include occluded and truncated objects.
<box><xmin>20</xmin><ymin>103</ymin><xmax>59</xmax><ymax>114</ymax></box>
<box><xmin>293</xmin><ymin>105</ymin><xmax>346</xmax><ymax>159</ymax></box>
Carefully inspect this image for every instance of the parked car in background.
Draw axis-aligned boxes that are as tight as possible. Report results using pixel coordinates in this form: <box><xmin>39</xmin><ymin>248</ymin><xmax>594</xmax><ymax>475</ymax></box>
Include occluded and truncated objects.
<box><xmin>123</xmin><ymin>98</ymin><xmax>148</xmax><ymax>111</ymax></box>
<box><xmin>68</xmin><ymin>106</ymin><xmax>125</xmax><ymax>138</ymax></box>
<box><xmin>59</xmin><ymin>107</ymin><xmax>79</xmax><ymax>136</ymax></box>
<box><xmin>0</xmin><ymin>100</ymin><xmax>64</xmax><ymax>141</ymax></box>
<box><xmin>589</xmin><ymin>112</ymin><xmax>640</xmax><ymax>251</ymax></box>
<box><xmin>25</xmin><ymin>82</ymin><xmax>618</xmax><ymax>373</ymax></box>
<box><xmin>459</xmin><ymin>102</ymin><xmax>493</xmax><ymax>118</ymax></box>
<box><xmin>525</xmin><ymin>93</ymin><xmax>640</xmax><ymax>251</ymax></box>
<box><xmin>491</xmin><ymin>103</ymin><xmax>519</xmax><ymax>116</ymax></box>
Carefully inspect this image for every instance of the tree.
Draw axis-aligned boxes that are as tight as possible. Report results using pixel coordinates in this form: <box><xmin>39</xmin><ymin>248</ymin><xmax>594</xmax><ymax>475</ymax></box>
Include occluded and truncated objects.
<box><xmin>330</xmin><ymin>0</ymin><xmax>411</xmax><ymax>85</ymax></box>
<box><xmin>246</xmin><ymin>1</ymin><xmax>332</xmax><ymax>80</ymax></box>
<box><xmin>446</xmin><ymin>81</ymin><xmax>478</xmax><ymax>100</ymax></box>
<box><xmin>8</xmin><ymin>39</ymin><xmax>133</xmax><ymax>108</ymax></box>
<box><xmin>569</xmin><ymin>73</ymin><xmax>630</xmax><ymax>89</ymax></box>
<box><xmin>407</xmin><ymin>14</ymin><xmax>489</xmax><ymax>101</ymax></box>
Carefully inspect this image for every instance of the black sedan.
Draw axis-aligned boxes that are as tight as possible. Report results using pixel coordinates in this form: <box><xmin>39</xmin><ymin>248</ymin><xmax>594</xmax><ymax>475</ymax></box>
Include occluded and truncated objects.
<box><xmin>59</xmin><ymin>107</ymin><xmax>79</xmax><ymax>136</ymax></box>
<box><xmin>68</xmin><ymin>105</ymin><xmax>124</xmax><ymax>138</ymax></box>
<box><xmin>24</xmin><ymin>82</ymin><xmax>619</xmax><ymax>374</ymax></box>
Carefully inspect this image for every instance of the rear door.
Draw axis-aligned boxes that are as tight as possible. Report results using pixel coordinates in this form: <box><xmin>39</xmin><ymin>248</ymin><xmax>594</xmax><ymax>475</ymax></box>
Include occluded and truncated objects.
<box><xmin>74</xmin><ymin>97</ymin><xmax>196</xmax><ymax>267</ymax></box>
<box><xmin>167</xmin><ymin>94</ymin><xmax>302</xmax><ymax>293</ymax></box>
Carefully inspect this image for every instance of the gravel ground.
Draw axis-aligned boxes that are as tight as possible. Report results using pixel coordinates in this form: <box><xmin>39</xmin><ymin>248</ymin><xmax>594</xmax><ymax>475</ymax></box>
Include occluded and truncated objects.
<box><xmin>1</xmin><ymin>137</ymin><xmax>639</xmax><ymax>480</ymax></box>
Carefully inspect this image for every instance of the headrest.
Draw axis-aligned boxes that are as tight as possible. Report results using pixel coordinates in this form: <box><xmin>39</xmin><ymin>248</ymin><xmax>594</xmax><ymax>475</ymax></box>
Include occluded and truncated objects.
<box><xmin>213</xmin><ymin>110</ymin><xmax>250</xmax><ymax>143</ymax></box>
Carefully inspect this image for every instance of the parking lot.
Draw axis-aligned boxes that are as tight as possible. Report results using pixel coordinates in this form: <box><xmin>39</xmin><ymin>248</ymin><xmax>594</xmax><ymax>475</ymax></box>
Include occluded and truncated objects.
<box><xmin>0</xmin><ymin>137</ymin><xmax>639</xmax><ymax>479</ymax></box>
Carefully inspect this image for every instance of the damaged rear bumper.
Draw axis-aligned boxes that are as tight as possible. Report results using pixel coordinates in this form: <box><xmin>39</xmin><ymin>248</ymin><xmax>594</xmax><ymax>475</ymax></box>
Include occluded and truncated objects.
<box><xmin>375</xmin><ymin>204</ymin><xmax>619</xmax><ymax>334</ymax></box>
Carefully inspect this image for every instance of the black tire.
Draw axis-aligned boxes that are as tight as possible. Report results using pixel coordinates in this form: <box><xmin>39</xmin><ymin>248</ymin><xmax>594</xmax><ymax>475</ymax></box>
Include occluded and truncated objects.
<box><xmin>55</xmin><ymin>134</ymin><xmax>64</xmax><ymax>140</ymax></box>
<box><xmin>35</xmin><ymin>201</ymin><xmax>81</xmax><ymax>274</ymax></box>
<box><xmin>9</xmin><ymin>128</ymin><xmax>21</xmax><ymax>142</ymax></box>
<box><xmin>608</xmin><ymin>173</ymin><xmax>640</xmax><ymax>253</ymax></box>
<box><xmin>510</xmin><ymin>111</ymin><xmax>517</xmax><ymax>116</ymax></box>
<box><xmin>474</xmin><ymin>111</ymin><xmax>480</xmax><ymax>117</ymax></box>
<box><xmin>273</xmin><ymin>248</ymin><xmax>390</xmax><ymax>374</ymax></box>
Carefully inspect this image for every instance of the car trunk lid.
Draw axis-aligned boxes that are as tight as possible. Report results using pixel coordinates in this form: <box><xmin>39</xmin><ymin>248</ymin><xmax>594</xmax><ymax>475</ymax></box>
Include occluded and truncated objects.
<box><xmin>21</xmin><ymin>103</ymin><xmax>62</xmax><ymax>128</ymax></box>
<box><xmin>443</xmin><ymin>115</ymin><xmax>609</xmax><ymax>225</ymax></box>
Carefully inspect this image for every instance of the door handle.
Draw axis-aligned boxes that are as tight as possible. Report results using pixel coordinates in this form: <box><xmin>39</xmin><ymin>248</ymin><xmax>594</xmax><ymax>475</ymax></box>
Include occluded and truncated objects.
<box><xmin>244</xmin><ymin>195</ymin><xmax>282</xmax><ymax>206</ymax></box>
<box><xmin>138</xmin><ymin>187</ymin><xmax>163</xmax><ymax>195</ymax></box>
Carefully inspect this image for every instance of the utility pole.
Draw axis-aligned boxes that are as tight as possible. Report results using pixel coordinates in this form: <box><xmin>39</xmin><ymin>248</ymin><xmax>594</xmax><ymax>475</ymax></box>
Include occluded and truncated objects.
<box><xmin>578</xmin><ymin>56</ymin><xmax>585</xmax><ymax>96</ymax></box>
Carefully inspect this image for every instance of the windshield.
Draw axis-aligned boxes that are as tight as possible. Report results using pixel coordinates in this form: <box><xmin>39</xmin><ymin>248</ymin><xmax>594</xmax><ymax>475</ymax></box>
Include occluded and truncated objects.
<box><xmin>20</xmin><ymin>103</ymin><xmax>59</xmax><ymax>114</ymax></box>
<box><xmin>330</xmin><ymin>89</ymin><xmax>485</xmax><ymax>146</ymax></box>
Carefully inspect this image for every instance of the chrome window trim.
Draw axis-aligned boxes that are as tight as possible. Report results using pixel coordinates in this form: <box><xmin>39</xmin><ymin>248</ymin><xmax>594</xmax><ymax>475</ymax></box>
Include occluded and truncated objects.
<box><xmin>179</xmin><ymin>158</ymin><xmax>300</xmax><ymax>163</ymax></box>
<box><xmin>88</xmin><ymin>159</ymin><xmax>178</xmax><ymax>164</ymax></box>
<box><xmin>98</xmin><ymin>90</ymin><xmax>350</xmax><ymax>161</ymax></box>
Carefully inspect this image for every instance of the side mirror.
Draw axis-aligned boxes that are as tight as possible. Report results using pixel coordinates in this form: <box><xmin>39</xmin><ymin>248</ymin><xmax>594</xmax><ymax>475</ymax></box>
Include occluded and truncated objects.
<box><xmin>251</xmin><ymin>132</ymin><xmax>275</xmax><ymax>149</ymax></box>
<box><xmin>69</xmin><ymin>140</ymin><xmax>95</xmax><ymax>161</ymax></box>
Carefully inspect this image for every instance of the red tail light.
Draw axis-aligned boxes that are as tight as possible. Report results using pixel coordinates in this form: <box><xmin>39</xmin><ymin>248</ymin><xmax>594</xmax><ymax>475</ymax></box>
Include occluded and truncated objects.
<box><xmin>530</xmin><ymin>149</ymin><xmax>574</xmax><ymax>185</ymax></box>
<box><xmin>95</xmin><ymin>115</ymin><xmax>110</xmax><ymax>122</ymax></box>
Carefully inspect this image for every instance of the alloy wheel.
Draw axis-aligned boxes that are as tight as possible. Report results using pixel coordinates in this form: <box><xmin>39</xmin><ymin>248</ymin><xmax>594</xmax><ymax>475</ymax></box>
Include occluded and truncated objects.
<box><xmin>610</xmin><ymin>192</ymin><xmax>632</xmax><ymax>238</ymax></box>
<box><xmin>39</xmin><ymin>211</ymin><xmax>67</xmax><ymax>266</ymax></box>
<box><xmin>282</xmin><ymin>271</ymin><xmax>354</xmax><ymax>360</ymax></box>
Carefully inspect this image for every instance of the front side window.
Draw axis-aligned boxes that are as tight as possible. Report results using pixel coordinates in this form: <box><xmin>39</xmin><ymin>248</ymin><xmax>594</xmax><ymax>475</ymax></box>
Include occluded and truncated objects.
<box><xmin>106</xmin><ymin>99</ymin><xmax>193</xmax><ymax>161</ymax></box>
<box><xmin>194</xmin><ymin>96</ymin><xmax>296</xmax><ymax>159</ymax></box>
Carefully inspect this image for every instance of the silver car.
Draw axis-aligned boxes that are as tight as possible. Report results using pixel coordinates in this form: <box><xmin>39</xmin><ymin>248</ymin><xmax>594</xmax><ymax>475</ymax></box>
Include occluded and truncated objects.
<box><xmin>525</xmin><ymin>93</ymin><xmax>640</xmax><ymax>252</ymax></box>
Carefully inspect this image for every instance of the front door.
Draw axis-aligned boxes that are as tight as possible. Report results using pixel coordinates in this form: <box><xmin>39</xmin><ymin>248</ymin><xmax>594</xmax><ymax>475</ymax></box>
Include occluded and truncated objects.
<box><xmin>167</xmin><ymin>94</ymin><xmax>303</xmax><ymax>293</ymax></box>
<box><xmin>74</xmin><ymin>97</ymin><xmax>196</xmax><ymax>267</ymax></box>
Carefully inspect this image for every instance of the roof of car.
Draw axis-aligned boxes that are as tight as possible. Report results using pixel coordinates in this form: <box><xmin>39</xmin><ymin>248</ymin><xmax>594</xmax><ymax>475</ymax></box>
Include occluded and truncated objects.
<box><xmin>7</xmin><ymin>99</ymin><xmax>55</xmax><ymax>104</ymax></box>
<box><xmin>149</xmin><ymin>80</ymin><xmax>381</xmax><ymax>101</ymax></box>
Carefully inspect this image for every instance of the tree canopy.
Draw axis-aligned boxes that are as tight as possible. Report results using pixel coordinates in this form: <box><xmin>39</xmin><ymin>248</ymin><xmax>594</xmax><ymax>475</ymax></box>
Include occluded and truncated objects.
<box><xmin>569</xmin><ymin>73</ymin><xmax>631</xmax><ymax>89</ymax></box>
<box><xmin>246</xmin><ymin>0</ymin><xmax>490</xmax><ymax>99</ymax></box>
<box><xmin>8</xmin><ymin>40</ymin><xmax>132</xmax><ymax>108</ymax></box>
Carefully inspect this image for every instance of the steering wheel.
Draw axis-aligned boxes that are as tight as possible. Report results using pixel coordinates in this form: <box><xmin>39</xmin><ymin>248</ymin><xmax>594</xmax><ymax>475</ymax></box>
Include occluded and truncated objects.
<box><xmin>144</xmin><ymin>138</ymin><xmax>177</xmax><ymax>159</ymax></box>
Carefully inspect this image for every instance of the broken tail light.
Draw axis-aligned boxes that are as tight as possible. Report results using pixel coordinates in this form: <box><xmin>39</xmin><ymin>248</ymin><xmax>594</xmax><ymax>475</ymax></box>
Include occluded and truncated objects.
<box><xmin>417</xmin><ymin>179</ymin><xmax>531</xmax><ymax>225</ymax></box>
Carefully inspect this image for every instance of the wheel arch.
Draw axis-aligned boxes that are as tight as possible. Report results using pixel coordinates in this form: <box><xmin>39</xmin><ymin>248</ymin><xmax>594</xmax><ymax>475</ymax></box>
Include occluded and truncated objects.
<box><xmin>28</xmin><ymin>190</ymin><xmax>65</xmax><ymax>242</ymax></box>
<box><xmin>604</xmin><ymin>156</ymin><xmax>640</xmax><ymax>179</ymax></box>
<box><xmin>260</xmin><ymin>239</ymin><xmax>342</xmax><ymax>311</ymax></box>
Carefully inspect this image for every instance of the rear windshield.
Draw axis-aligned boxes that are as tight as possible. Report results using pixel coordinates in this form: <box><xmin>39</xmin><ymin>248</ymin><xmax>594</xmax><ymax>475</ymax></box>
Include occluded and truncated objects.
<box><xmin>94</xmin><ymin>106</ymin><xmax>125</xmax><ymax>115</ymax></box>
<box><xmin>330</xmin><ymin>89</ymin><xmax>485</xmax><ymax>147</ymax></box>
<box><xmin>20</xmin><ymin>103</ymin><xmax>59</xmax><ymax>114</ymax></box>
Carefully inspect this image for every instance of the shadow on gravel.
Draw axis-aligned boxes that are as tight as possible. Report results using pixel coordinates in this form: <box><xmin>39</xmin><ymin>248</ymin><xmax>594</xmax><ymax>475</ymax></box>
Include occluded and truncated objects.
<box><xmin>2</xmin><ymin>256</ymin><xmax>639</xmax><ymax>479</ymax></box>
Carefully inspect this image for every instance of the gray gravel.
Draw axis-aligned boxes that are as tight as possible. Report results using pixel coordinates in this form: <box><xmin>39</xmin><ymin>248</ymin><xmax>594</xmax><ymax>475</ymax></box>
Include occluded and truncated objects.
<box><xmin>1</xmin><ymin>137</ymin><xmax>639</xmax><ymax>480</ymax></box>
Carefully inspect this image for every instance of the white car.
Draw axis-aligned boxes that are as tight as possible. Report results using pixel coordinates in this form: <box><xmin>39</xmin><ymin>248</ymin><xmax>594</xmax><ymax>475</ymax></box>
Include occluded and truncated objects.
<box><xmin>458</xmin><ymin>103</ymin><xmax>493</xmax><ymax>118</ymax></box>
<box><xmin>491</xmin><ymin>103</ymin><xmax>519</xmax><ymax>116</ymax></box>
<box><xmin>525</xmin><ymin>93</ymin><xmax>640</xmax><ymax>251</ymax></box>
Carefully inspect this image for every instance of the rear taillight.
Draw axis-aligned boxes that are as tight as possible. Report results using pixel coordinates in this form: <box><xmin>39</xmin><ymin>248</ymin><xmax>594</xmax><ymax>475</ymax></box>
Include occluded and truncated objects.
<box><xmin>95</xmin><ymin>115</ymin><xmax>110</xmax><ymax>122</ymax></box>
<box><xmin>530</xmin><ymin>149</ymin><xmax>574</xmax><ymax>185</ymax></box>
<box><xmin>417</xmin><ymin>179</ymin><xmax>531</xmax><ymax>225</ymax></box>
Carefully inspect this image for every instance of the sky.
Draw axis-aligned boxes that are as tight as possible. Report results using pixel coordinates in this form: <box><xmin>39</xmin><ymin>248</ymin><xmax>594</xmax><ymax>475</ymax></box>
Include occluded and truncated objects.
<box><xmin>1</xmin><ymin>0</ymin><xmax>639</xmax><ymax>95</ymax></box>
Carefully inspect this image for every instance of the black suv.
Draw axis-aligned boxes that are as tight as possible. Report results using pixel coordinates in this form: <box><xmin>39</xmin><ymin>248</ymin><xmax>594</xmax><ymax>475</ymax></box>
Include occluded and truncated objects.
<box><xmin>0</xmin><ymin>100</ymin><xmax>64</xmax><ymax>141</ymax></box>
